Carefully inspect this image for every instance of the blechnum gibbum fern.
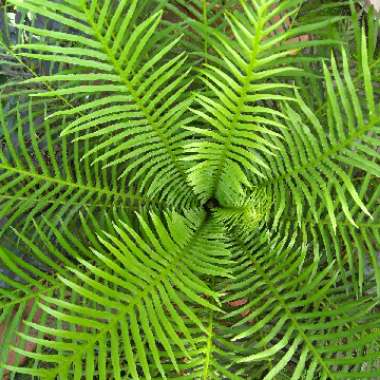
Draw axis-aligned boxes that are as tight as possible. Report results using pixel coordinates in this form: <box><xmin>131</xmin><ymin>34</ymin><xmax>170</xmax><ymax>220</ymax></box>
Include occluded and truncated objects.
<box><xmin>0</xmin><ymin>0</ymin><xmax>379</xmax><ymax>379</ymax></box>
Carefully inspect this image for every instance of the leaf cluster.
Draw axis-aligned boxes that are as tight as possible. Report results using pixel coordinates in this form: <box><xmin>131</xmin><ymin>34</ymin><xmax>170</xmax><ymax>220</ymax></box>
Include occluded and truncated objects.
<box><xmin>0</xmin><ymin>1</ymin><xmax>379</xmax><ymax>379</ymax></box>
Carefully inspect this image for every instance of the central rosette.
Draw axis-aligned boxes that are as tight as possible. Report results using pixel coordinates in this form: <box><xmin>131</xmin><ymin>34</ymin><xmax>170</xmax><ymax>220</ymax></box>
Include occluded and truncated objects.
<box><xmin>203</xmin><ymin>189</ymin><xmax>270</xmax><ymax>233</ymax></box>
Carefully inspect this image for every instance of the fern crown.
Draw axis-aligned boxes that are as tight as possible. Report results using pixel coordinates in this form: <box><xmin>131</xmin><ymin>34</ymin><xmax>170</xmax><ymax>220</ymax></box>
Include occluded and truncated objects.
<box><xmin>0</xmin><ymin>0</ymin><xmax>379</xmax><ymax>379</ymax></box>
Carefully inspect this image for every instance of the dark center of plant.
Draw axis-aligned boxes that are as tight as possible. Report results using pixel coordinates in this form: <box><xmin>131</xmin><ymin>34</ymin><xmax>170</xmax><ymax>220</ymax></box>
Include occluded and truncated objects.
<box><xmin>204</xmin><ymin>197</ymin><xmax>220</xmax><ymax>215</ymax></box>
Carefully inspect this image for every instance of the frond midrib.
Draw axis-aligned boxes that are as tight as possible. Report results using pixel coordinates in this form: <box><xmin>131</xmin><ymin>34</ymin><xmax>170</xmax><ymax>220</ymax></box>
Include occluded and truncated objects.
<box><xmin>53</xmin><ymin>218</ymin><xmax>209</xmax><ymax>376</ymax></box>
<box><xmin>0</xmin><ymin>194</ymin><xmax>133</xmax><ymax>209</ymax></box>
<box><xmin>231</xmin><ymin>233</ymin><xmax>336</xmax><ymax>380</ymax></box>
<box><xmin>0</xmin><ymin>280</ymin><xmax>62</xmax><ymax>310</ymax></box>
<box><xmin>0</xmin><ymin>248</ymin><xmax>105</xmax><ymax>311</ymax></box>
<box><xmin>0</xmin><ymin>39</ymin><xmax>82</xmax><ymax>114</ymax></box>
<box><xmin>258</xmin><ymin>117</ymin><xmax>379</xmax><ymax>188</ymax></box>
<box><xmin>210</xmin><ymin>17</ymin><xmax>265</xmax><ymax>197</ymax></box>
<box><xmin>0</xmin><ymin>163</ymin><xmax>148</xmax><ymax>205</ymax></box>
<box><xmin>80</xmin><ymin>4</ymin><xmax>196</xmax><ymax>198</ymax></box>
<box><xmin>202</xmin><ymin>303</ymin><xmax>215</xmax><ymax>380</ymax></box>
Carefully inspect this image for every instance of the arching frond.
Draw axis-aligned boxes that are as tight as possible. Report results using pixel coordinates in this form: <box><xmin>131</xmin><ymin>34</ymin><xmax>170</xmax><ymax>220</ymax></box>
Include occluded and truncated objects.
<box><xmin>0</xmin><ymin>208</ymin><xmax>118</xmax><ymax>376</ymax></box>
<box><xmin>184</xmin><ymin>0</ymin><xmax>342</xmax><ymax>204</ymax></box>
<box><xmin>260</xmin><ymin>33</ymin><xmax>379</xmax><ymax>232</ymax></box>
<box><xmin>8</xmin><ymin>0</ymin><xmax>199</xmax><ymax>208</ymax></box>
<box><xmin>225</xmin><ymin>229</ymin><xmax>380</xmax><ymax>380</ymax></box>
<box><xmin>5</xmin><ymin>211</ymin><xmax>231</xmax><ymax>379</ymax></box>
<box><xmin>0</xmin><ymin>99</ymin><xmax>154</xmax><ymax>238</ymax></box>
<box><xmin>291</xmin><ymin>173</ymin><xmax>380</xmax><ymax>298</ymax></box>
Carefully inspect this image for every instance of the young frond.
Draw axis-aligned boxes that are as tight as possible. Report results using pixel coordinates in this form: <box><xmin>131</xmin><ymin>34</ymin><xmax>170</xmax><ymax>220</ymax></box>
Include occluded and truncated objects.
<box><xmin>213</xmin><ymin>187</ymin><xmax>271</xmax><ymax>235</ymax></box>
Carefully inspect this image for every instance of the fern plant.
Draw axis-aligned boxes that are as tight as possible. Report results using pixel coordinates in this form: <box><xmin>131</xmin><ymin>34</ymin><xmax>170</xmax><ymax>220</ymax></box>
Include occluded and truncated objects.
<box><xmin>0</xmin><ymin>0</ymin><xmax>379</xmax><ymax>379</ymax></box>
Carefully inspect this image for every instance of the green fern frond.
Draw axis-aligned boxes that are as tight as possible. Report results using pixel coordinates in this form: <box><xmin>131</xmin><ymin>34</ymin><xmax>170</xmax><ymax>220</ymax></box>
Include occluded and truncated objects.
<box><xmin>225</xmin><ymin>229</ymin><xmax>380</xmax><ymax>380</ymax></box>
<box><xmin>261</xmin><ymin>33</ymin><xmax>379</xmax><ymax>233</ymax></box>
<box><xmin>5</xmin><ymin>211</ymin><xmax>232</xmax><ymax>379</ymax></box>
<box><xmin>8</xmin><ymin>0</ymin><xmax>199</xmax><ymax>208</ymax></box>
<box><xmin>184</xmin><ymin>0</ymin><xmax>342</xmax><ymax>204</ymax></box>
<box><xmin>0</xmin><ymin>2</ymin><xmax>379</xmax><ymax>379</ymax></box>
<box><xmin>0</xmin><ymin>209</ymin><xmax>116</xmax><ymax>375</ymax></box>
<box><xmin>0</xmin><ymin>99</ymin><xmax>155</xmax><ymax>237</ymax></box>
<box><xmin>293</xmin><ymin>173</ymin><xmax>380</xmax><ymax>297</ymax></box>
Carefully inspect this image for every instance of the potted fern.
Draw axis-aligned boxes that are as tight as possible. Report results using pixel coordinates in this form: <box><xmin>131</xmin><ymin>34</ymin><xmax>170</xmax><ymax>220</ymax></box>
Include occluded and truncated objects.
<box><xmin>0</xmin><ymin>0</ymin><xmax>379</xmax><ymax>378</ymax></box>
